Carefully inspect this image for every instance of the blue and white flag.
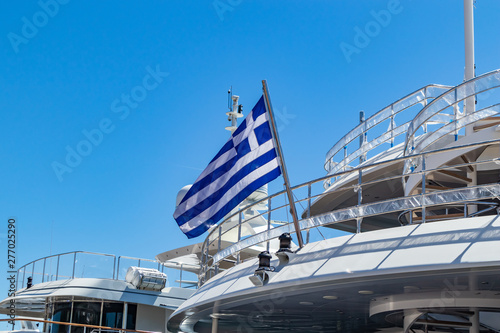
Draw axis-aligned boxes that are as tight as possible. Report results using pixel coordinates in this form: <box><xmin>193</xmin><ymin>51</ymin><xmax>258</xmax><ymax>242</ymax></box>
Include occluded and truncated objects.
<box><xmin>174</xmin><ymin>96</ymin><xmax>282</xmax><ymax>238</ymax></box>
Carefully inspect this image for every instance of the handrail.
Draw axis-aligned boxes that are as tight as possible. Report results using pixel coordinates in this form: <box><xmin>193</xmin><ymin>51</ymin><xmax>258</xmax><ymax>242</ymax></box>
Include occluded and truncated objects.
<box><xmin>15</xmin><ymin>251</ymin><xmax>196</xmax><ymax>291</ymax></box>
<box><xmin>323</xmin><ymin>84</ymin><xmax>452</xmax><ymax>188</ymax></box>
<box><xmin>404</xmin><ymin>69</ymin><xmax>500</xmax><ymax>157</ymax></box>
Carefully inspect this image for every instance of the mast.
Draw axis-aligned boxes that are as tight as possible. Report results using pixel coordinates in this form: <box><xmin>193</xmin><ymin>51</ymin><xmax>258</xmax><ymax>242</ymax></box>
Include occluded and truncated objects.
<box><xmin>464</xmin><ymin>0</ymin><xmax>478</xmax><ymax>217</ymax></box>
<box><xmin>262</xmin><ymin>80</ymin><xmax>304</xmax><ymax>248</ymax></box>
<box><xmin>464</xmin><ymin>0</ymin><xmax>475</xmax><ymax>136</ymax></box>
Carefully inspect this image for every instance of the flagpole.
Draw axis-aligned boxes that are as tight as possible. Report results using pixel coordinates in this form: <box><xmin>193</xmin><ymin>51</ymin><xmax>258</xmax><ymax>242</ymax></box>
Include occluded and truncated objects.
<box><xmin>262</xmin><ymin>80</ymin><xmax>304</xmax><ymax>248</ymax></box>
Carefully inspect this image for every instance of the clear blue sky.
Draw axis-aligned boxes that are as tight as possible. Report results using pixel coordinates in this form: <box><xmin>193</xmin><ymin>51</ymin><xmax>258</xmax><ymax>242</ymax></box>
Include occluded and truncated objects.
<box><xmin>1</xmin><ymin>0</ymin><xmax>500</xmax><ymax>328</ymax></box>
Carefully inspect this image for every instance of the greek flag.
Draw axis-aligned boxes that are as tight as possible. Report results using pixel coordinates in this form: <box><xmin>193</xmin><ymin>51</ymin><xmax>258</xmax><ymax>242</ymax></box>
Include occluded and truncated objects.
<box><xmin>174</xmin><ymin>96</ymin><xmax>282</xmax><ymax>238</ymax></box>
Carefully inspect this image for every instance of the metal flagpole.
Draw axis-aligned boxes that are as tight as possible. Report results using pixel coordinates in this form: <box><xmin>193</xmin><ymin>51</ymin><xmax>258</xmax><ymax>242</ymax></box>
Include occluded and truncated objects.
<box><xmin>262</xmin><ymin>80</ymin><xmax>304</xmax><ymax>248</ymax></box>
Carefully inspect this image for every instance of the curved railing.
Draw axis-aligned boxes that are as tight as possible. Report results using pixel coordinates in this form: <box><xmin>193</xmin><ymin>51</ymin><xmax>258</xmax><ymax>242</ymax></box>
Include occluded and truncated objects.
<box><xmin>404</xmin><ymin>69</ymin><xmax>500</xmax><ymax>158</ymax></box>
<box><xmin>199</xmin><ymin>139</ymin><xmax>500</xmax><ymax>285</ymax></box>
<box><xmin>15</xmin><ymin>251</ymin><xmax>195</xmax><ymax>291</ymax></box>
<box><xmin>323</xmin><ymin>84</ymin><xmax>452</xmax><ymax>189</ymax></box>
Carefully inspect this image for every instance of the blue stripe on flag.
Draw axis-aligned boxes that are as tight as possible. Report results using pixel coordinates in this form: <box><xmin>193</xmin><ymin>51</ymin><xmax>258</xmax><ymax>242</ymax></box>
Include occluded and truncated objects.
<box><xmin>184</xmin><ymin>166</ymin><xmax>281</xmax><ymax>239</ymax></box>
<box><xmin>176</xmin><ymin>149</ymin><xmax>278</xmax><ymax>227</ymax></box>
<box><xmin>254</xmin><ymin>122</ymin><xmax>272</xmax><ymax>146</ymax></box>
<box><xmin>252</xmin><ymin>96</ymin><xmax>266</xmax><ymax>121</ymax></box>
<box><xmin>209</xmin><ymin>139</ymin><xmax>234</xmax><ymax>164</ymax></box>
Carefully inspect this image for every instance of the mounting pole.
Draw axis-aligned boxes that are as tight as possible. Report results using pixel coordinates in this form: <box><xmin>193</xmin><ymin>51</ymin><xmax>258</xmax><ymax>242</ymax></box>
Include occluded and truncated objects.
<box><xmin>464</xmin><ymin>0</ymin><xmax>475</xmax><ymax>136</ymax></box>
<box><xmin>262</xmin><ymin>80</ymin><xmax>304</xmax><ymax>248</ymax></box>
<box><xmin>464</xmin><ymin>0</ymin><xmax>478</xmax><ymax>214</ymax></box>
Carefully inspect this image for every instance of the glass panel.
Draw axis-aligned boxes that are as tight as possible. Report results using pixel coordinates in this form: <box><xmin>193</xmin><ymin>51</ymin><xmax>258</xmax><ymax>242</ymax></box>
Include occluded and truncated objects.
<box><xmin>73</xmin><ymin>253</ymin><xmax>115</xmax><ymax>279</ymax></box>
<box><xmin>56</xmin><ymin>253</ymin><xmax>77</xmax><ymax>281</ymax></box>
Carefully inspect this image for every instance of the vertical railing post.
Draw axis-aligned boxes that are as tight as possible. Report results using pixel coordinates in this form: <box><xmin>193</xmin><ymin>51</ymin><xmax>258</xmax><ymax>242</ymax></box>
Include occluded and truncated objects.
<box><xmin>267</xmin><ymin>197</ymin><xmax>272</xmax><ymax>252</ymax></box>
<box><xmin>72</xmin><ymin>252</ymin><xmax>77</xmax><ymax>279</ymax></box>
<box><xmin>454</xmin><ymin>88</ymin><xmax>459</xmax><ymax>141</ymax></box>
<box><xmin>359</xmin><ymin>111</ymin><xmax>366</xmax><ymax>164</ymax></box>
<box><xmin>99</xmin><ymin>301</ymin><xmax>104</xmax><ymax>332</ymax></box>
<box><xmin>343</xmin><ymin>146</ymin><xmax>347</xmax><ymax>172</ymax></box>
<box><xmin>179</xmin><ymin>263</ymin><xmax>183</xmax><ymax>288</ymax></box>
<box><xmin>116</xmin><ymin>257</ymin><xmax>121</xmax><ymax>280</ymax></box>
<box><xmin>306</xmin><ymin>183</ymin><xmax>312</xmax><ymax>244</ymax></box>
<box><xmin>307</xmin><ymin>183</ymin><xmax>312</xmax><ymax>218</ymax></box>
<box><xmin>31</xmin><ymin>261</ymin><xmax>35</xmax><ymax>283</ymax></box>
<box><xmin>69</xmin><ymin>297</ymin><xmax>74</xmax><ymax>332</ymax></box>
<box><xmin>42</xmin><ymin>258</ymin><xmax>46</xmax><ymax>283</ymax></box>
<box><xmin>356</xmin><ymin>169</ymin><xmax>363</xmax><ymax>233</ymax></box>
<box><xmin>390</xmin><ymin>105</ymin><xmax>395</xmax><ymax>147</ymax></box>
<box><xmin>112</xmin><ymin>256</ymin><xmax>116</xmax><ymax>280</ymax></box>
<box><xmin>421</xmin><ymin>154</ymin><xmax>426</xmax><ymax>223</ymax></box>
<box><xmin>237</xmin><ymin>210</ymin><xmax>242</xmax><ymax>264</ymax></box>
<box><xmin>55</xmin><ymin>255</ymin><xmax>60</xmax><ymax>281</ymax></box>
<box><xmin>215</xmin><ymin>226</ymin><xmax>222</xmax><ymax>275</ymax></box>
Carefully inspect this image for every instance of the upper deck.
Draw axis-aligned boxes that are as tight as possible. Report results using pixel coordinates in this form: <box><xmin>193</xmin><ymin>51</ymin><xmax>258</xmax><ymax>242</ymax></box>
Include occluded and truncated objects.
<box><xmin>197</xmin><ymin>69</ymin><xmax>500</xmax><ymax>286</ymax></box>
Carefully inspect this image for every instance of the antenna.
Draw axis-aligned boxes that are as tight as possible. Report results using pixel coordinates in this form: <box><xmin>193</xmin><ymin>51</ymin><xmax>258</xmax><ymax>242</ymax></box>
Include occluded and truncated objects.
<box><xmin>225</xmin><ymin>87</ymin><xmax>243</xmax><ymax>134</ymax></box>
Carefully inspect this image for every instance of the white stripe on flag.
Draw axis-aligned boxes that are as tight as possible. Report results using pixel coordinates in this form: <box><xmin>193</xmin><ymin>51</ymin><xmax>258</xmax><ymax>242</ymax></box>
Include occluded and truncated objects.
<box><xmin>173</xmin><ymin>139</ymin><xmax>276</xmax><ymax>218</ymax></box>
<box><xmin>179</xmin><ymin>157</ymin><xmax>280</xmax><ymax>233</ymax></box>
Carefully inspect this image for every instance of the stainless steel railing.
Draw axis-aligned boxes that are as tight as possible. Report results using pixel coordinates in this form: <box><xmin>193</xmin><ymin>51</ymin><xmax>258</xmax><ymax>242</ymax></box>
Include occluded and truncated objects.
<box><xmin>323</xmin><ymin>84</ymin><xmax>452</xmax><ymax>189</ymax></box>
<box><xmin>15</xmin><ymin>251</ymin><xmax>195</xmax><ymax>291</ymax></box>
<box><xmin>404</xmin><ymin>69</ymin><xmax>500</xmax><ymax>157</ymax></box>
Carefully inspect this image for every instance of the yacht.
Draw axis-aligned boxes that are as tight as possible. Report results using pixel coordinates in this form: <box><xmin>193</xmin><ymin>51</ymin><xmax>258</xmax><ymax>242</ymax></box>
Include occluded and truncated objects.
<box><xmin>167</xmin><ymin>2</ymin><xmax>500</xmax><ymax>332</ymax></box>
<box><xmin>0</xmin><ymin>251</ymin><xmax>198</xmax><ymax>333</ymax></box>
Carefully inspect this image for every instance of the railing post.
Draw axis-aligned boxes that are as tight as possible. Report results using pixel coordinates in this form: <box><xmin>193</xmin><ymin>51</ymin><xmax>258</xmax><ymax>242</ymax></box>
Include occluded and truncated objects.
<box><xmin>72</xmin><ymin>252</ymin><xmax>77</xmax><ymax>279</ymax></box>
<box><xmin>357</xmin><ymin>169</ymin><xmax>363</xmax><ymax>233</ymax></box>
<box><xmin>359</xmin><ymin>110</ymin><xmax>366</xmax><ymax>164</ymax></box>
<box><xmin>112</xmin><ymin>256</ymin><xmax>116</xmax><ymax>280</ymax></box>
<box><xmin>421</xmin><ymin>154</ymin><xmax>426</xmax><ymax>223</ymax></box>
<box><xmin>454</xmin><ymin>88</ymin><xmax>459</xmax><ymax>141</ymax></box>
<box><xmin>42</xmin><ymin>258</ymin><xmax>46</xmax><ymax>283</ymax></box>
<box><xmin>390</xmin><ymin>105</ymin><xmax>395</xmax><ymax>147</ymax></box>
<box><xmin>56</xmin><ymin>255</ymin><xmax>60</xmax><ymax>281</ymax></box>
<box><xmin>306</xmin><ymin>184</ymin><xmax>312</xmax><ymax>244</ymax></box>
<box><xmin>237</xmin><ymin>210</ymin><xmax>242</xmax><ymax>264</ymax></box>
<box><xmin>215</xmin><ymin>226</ymin><xmax>222</xmax><ymax>275</ymax></box>
<box><xmin>267</xmin><ymin>197</ymin><xmax>272</xmax><ymax>252</ymax></box>
<box><xmin>179</xmin><ymin>263</ymin><xmax>183</xmax><ymax>288</ymax></box>
<box><xmin>31</xmin><ymin>261</ymin><xmax>35</xmax><ymax>284</ymax></box>
<box><xmin>217</xmin><ymin>226</ymin><xmax>222</xmax><ymax>254</ymax></box>
<box><xmin>343</xmin><ymin>146</ymin><xmax>347</xmax><ymax>171</ymax></box>
<box><xmin>116</xmin><ymin>257</ymin><xmax>121</xmax><ymax>280</ymax></box>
